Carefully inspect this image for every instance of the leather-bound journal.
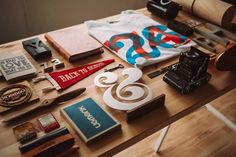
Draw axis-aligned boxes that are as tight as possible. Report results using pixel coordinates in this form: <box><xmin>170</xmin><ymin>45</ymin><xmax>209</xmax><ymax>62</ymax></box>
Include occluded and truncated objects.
<box><xmin>45</xmin><ymin>24</ymin><xmax>103</xmax><ymax>62</ymax></box>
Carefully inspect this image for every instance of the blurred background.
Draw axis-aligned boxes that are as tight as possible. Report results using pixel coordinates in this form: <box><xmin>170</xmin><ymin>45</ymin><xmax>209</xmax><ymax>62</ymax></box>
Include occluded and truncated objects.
<box><xmin>0</xmin><ymin>0</ymin><xmax>147</xmax><ymax>44</ymax></box>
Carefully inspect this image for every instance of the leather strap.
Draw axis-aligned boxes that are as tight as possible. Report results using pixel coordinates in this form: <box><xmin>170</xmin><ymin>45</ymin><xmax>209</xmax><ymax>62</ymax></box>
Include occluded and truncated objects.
<box><xmin>22</xmin><ymin>134</ymin><xmax>74</xmax><ymax>157</ymax></box>
<box><xmin>191</xmin><ymin>0</ymin><xmax>197</xmax><ymax>15</ymax></box>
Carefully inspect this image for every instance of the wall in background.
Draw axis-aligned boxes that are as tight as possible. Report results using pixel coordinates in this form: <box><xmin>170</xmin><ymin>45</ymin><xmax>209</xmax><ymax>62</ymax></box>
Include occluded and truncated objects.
<box><xmin>0</xmin><ymin>0</ymin><xmax>28</xmax><ymax>44</ymax></box>
<box><xmin>0</xmin><ymin>0</ymin><xmax>146</xmax><ymax>44</ymax></box>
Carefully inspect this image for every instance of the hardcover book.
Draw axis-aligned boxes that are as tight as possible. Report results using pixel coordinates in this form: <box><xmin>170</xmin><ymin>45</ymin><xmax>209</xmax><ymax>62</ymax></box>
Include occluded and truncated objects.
<box><xmin>0</xmin><ymin>52</ymin><xmax>37</xmax><ymax>81</ymax></box>
<box><xmin>45</xmin><ymin>24</ymin><xmax>103</xmax><ymax>62</ymax></box>
<box><xmin>61</xmin><ymin>98</ymin><xmax>121</xmax><ymax>145</ymax></box>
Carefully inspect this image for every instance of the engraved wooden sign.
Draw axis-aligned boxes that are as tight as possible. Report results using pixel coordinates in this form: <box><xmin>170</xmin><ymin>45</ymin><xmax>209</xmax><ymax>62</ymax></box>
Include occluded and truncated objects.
<box><xmin>0</xmin><ymin>81</ymin><xmax>39</xmax><ymax>113</ymax></box>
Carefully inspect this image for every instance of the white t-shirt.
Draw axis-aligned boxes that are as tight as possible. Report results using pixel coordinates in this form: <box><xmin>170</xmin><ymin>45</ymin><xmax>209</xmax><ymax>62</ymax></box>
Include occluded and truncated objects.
<box><xmin>85</xmin><ymin>10</ymin><xmax>195</xmax><ymax>69</ymax></box>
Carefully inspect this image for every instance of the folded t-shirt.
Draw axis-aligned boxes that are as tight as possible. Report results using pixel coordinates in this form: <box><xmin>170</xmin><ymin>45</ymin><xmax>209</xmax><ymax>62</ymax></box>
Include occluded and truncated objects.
<box><xmin>85</xmin><ymin>10</ymin><xmax>195</xmax><ymax>68</ymax></box>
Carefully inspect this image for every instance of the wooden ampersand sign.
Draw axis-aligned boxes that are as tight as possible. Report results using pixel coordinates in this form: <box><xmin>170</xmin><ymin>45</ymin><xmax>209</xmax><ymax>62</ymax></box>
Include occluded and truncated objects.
<box><xmin>94</xmin><ymin>68</ymin><xmax>153</xmax><ymax>110</ymax></box>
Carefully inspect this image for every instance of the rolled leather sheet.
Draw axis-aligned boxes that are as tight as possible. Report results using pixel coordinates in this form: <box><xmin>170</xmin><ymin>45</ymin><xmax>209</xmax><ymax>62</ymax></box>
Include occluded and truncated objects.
<box><xmin>173</xmin><ymin>0</ymin><xmax>236</xmax><ymax>27</ymax></box>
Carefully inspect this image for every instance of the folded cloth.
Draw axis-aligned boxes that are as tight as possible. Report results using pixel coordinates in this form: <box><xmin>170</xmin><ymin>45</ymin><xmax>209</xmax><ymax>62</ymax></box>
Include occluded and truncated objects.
<box><xmin>85</xmin><ymin>10</ymin><xmax>196</xmax><ymax>69</ymax></box>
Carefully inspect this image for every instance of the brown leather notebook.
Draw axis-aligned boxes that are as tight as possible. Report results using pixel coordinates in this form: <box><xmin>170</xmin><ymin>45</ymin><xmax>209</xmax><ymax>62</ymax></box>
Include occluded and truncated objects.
<box><xmin>45</xmin><ymin>24</ymin><xmax>103</xmax><ymax>62</ymax></box>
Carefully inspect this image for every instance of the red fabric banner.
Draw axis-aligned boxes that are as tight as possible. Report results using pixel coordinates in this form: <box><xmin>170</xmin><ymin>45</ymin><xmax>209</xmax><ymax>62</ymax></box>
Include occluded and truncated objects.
<box><xmin>46</xmin><ymin>59</ymin><xmax>114</xmax><ymax>90</ymax></box>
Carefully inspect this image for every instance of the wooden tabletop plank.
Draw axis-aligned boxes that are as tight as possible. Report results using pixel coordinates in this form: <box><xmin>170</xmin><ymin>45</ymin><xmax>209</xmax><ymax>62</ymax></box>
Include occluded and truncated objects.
<box><xmin>0</xmin><ymin>8</ymin><xmax>235</xmax><ymax>157</ymax></box>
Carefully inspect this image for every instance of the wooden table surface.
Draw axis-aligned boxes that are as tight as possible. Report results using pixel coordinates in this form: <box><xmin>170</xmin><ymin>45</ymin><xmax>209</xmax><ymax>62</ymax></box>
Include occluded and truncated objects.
<box><xmin>0</xmin><ymin>8</ymin><xmax>235</xmax><ymax>157</ymax></box>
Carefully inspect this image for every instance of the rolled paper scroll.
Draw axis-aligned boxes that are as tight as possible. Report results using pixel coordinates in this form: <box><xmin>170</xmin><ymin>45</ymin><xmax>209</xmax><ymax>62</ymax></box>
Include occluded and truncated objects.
<box><xmin>173</xmin><ymin>0</ymin><xmax>236</xmax><ymax>27</ymax></box>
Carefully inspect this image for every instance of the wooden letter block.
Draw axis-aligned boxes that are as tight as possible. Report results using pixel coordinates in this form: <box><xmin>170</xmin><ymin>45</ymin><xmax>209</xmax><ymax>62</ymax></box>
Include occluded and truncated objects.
<box><xmin>126</xmin><ymin>94</ymin><xmax>165</xmax><ymax>123</ymax></box>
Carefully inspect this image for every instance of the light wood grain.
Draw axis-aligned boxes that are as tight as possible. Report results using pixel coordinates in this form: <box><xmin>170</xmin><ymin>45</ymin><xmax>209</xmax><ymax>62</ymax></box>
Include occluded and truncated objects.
<box><xmin>115</xmin><ymin>89</ymin><xmax>236</xmax><ymax>157</ymax></box>
<box><xmin>0</xmin><ymin>8</ymin><xmax>235</xmax><ymax>157</ymax></box>
<box><xmin>173</xmin><ymin>0</ymin><xmax>236</xmax><ymax>27</ymax></box>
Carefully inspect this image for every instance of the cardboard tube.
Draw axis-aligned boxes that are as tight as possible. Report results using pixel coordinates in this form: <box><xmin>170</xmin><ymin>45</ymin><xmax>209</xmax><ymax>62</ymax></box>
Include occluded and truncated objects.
<box><xmin>173</xmin><ymin>0</ymin><xmax>236</xmax><ymax>27</ymax></box>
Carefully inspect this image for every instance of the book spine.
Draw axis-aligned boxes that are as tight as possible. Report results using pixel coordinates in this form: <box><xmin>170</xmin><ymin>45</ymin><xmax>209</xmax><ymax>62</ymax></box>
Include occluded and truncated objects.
<box><xmin>44</xmin><ymin>34</ymin><xmax>71</xmax><ymax>61</ymax></box>
<box><xmin>60</xmin><ymin>109</ymin><xmax>88</xmax><ymax>144</ymax></box>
